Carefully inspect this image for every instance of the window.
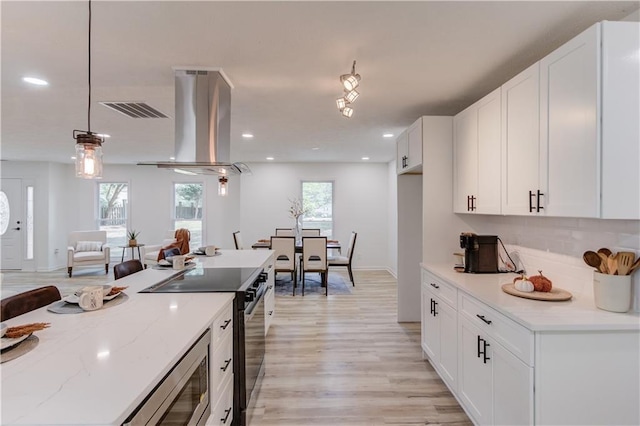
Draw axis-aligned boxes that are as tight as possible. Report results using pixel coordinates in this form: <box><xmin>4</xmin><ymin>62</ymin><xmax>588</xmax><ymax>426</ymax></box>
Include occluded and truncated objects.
<box><xmin>173</xmin><ymin>183</ymin><xmax>203</xmax><ymax>248</ymax></box>
<box><xmin>301</xmin><ymin>181</ymin><xmax>333</xmax><ymax>238</ymax></box>
<box><xmin>98</xmin><ymin>183</ymin><xmax>128</xmax><ymax>258</ymax></box>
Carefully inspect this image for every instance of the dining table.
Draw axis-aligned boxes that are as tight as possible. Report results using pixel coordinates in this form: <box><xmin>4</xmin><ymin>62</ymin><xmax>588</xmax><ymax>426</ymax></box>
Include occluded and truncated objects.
<box><xmin>251</xmin><ymin>239</ymin><xmax>341</xmax><ymax>253</ymax></box>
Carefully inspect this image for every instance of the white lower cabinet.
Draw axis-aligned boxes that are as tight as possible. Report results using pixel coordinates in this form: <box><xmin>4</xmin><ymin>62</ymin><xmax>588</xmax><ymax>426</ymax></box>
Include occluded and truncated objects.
<box><xmin>421</xmin><ymin>272</ymin><xmax>458</xmax><ymax>391</ymax></box>
<box><xmin>208</xmin><ymin>373</ymin><xmax>234</xmax><ymax>426</ymax></box>
<box><xmin>208</xmin><ymin>300</ymin><xmax>234</xmax><ymax>426</ymax></box>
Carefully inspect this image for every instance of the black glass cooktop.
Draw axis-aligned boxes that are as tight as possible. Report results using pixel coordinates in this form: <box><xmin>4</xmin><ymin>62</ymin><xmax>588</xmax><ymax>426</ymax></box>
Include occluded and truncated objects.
<box><xmin>140</xmin><ymin>266</ymin><xmax>262</xmax><ymax>293</ymax></box>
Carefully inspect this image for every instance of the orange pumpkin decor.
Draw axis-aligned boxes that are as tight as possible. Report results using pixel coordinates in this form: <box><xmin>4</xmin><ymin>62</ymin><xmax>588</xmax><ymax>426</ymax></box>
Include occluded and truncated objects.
<box><xmin>529</xmin><ymin>270</ymin><xmax>553</xmax><ymax>292</ymax></box>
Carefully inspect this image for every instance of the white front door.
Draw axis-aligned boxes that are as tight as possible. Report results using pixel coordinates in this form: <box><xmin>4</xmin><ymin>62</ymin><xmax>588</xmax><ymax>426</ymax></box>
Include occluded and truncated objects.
<box><xmin>0</xmin><ymin>179</ymin><xmax>23</xmax><ymax>270</ymax></box>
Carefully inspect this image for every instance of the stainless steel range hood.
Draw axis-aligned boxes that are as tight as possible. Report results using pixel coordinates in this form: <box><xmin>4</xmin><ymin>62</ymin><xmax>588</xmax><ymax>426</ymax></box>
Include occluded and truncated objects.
<box><xmin>139</xmin><ymin>68</ymin><xmax>249</xmax><ymax>175</ymax></box>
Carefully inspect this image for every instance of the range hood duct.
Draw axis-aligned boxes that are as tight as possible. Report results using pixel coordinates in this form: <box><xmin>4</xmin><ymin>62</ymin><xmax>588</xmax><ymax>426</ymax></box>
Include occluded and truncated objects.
<box><xmin>139</xmin><ymin>69</ymin><xmax>249</xmax><ymax>175</ymax></box>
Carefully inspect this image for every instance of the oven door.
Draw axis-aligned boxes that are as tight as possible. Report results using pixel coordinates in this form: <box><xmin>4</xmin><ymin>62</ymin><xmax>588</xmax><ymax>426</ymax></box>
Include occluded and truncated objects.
<box><xmin>124</xmin><ymin>329</ymin><xmax>211</xmax><ymax>426</ymax></box>
<box><xmin>243</xmin><ymin>289</ymin><xmax>266</xmax><ymax>410</ymax></box>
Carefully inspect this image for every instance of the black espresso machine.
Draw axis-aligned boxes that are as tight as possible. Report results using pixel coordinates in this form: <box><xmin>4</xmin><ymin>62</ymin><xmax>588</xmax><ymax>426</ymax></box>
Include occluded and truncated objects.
<box><xmin>459</xmin><ymin>233</ymin><xmax>499</xmax><ymax>273</ymax></box>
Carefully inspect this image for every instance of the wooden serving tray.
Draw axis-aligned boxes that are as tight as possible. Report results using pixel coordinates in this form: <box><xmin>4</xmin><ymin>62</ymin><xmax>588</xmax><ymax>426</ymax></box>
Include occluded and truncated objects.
<box><xmin>502</xmin><ymin>283</ymin><xmax>572</xmax><ymax>301</ymax></box>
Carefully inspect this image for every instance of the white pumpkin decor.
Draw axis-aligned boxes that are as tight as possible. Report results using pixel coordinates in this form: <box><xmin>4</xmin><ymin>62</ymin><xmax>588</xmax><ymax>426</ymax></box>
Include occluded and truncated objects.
<box><xmin>515</xmin><ymin>279</ymin><xmax>535</xmax><ymax>293</ymax></box>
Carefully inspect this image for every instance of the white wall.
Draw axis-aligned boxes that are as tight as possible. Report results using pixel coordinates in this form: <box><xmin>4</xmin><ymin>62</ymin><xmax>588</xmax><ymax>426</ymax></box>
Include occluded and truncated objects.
<box><xmin>239</xmin><ymin>162</ymin><xmax>390</xmax><ymax>269</ymax></box>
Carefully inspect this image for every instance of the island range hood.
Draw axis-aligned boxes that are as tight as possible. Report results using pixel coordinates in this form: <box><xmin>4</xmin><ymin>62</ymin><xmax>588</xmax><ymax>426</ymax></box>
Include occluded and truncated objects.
<box><xmin>138</xmin><ymin>68</ymin><xmax>250</xmax><ymax>176</ymax></box>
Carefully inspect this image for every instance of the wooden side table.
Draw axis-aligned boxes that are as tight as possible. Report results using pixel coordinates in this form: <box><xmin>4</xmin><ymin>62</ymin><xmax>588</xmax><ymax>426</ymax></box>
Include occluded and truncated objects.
<box><xmin>120</xmin><ymin>244</ymin><xmax>145</xmax><ymax>263</ymax></box>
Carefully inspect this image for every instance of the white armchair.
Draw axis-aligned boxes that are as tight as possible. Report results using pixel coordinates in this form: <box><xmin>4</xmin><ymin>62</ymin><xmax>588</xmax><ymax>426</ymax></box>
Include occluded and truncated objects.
<box><xmin>140</xmin><ymin>231</ymin><xmax>176</xmax><ymax>268</ymax></box>
<box><xmin>67</xmin><ymin>231</ymin><xmax>110</xmax><ymax>277</ymax></box>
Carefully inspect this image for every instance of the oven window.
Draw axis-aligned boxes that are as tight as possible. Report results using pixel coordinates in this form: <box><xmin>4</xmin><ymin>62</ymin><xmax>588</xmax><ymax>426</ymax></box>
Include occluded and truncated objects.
<box><xmin>157</xmin><ymin>358</ymin><xmax>209</xmax><ymax>425</ymax></box>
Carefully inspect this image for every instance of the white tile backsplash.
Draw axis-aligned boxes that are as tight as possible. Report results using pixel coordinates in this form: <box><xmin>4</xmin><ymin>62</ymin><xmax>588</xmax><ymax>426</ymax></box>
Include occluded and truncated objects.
<box><xmin>459</xmin><ymin>215</ymin><xmax>640</xmax><ymax>311</ymax></box>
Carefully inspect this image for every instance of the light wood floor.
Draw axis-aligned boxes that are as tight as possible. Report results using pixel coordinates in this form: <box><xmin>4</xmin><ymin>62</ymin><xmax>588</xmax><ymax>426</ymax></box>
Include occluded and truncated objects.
<box><xmin>0</xmin><ymin>268</ymin><xmax>470</xmax><ymax>426</ymax></box>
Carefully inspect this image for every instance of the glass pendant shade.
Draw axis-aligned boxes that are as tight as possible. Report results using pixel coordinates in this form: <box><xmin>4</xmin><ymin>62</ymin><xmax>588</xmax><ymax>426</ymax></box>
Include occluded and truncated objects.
<box><xmin>218</xmin><ymin>176</ymin><xmax>228</xmax><ymax>196</ymax></box>
<box><xmin>75</xmin><ymin>133</ymin><xmax>103</xmax><ymax>179</ymax></box>
<box><xmin>341</xmin><ymin>106</ymin><xmax>354</xmax><ymax>118</ymax></box>
<box><xmin>345</xmin><ymin>89</ymin><xmax>359</xmax><ymax>103</ymax></box>
<box><xmin>336</xmin><ymin>97</ymin><xmax>347</xmax><ymax>110</ymax></box>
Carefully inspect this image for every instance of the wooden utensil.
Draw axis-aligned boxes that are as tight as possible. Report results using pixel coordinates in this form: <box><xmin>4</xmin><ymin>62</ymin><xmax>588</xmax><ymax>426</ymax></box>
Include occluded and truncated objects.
<box><xmin>597</xmin><ymin>252</ymin><xmax>610</xmax><ymax>274</ymax></box>
<box><xmin>598</xmin><ymin>247</ymin><xmax>612</xmax><ymax>257</ymax></box>
<box><xmin>617</xmin><ymin>252</ymin><xmax>636</xmax><ymax>276</ymax></box>
<box><xmin>583</xmin><ymin>251</ymin><xmax>604</xmax><ymax>272</ymax></box>
<box><xmin>628</xmin><ymin>258</ymin><xmax>640</xmax><ymax>275</ymax></box>
<box><xmin>607</xmin><ymin>254</ymin><xmax>618</xmax><ymax>275</ymax></box>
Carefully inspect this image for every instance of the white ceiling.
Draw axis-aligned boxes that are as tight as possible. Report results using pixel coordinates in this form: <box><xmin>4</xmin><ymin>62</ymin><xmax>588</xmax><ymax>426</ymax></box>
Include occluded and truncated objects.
<box><xmin>2</xmin><ymin>1</ymin><xmax>637</xmax><ymax>166</ymax></box>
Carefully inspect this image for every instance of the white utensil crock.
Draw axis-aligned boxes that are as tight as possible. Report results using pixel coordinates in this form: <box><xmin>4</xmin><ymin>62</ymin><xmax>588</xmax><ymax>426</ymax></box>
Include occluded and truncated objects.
<box><xmin>593</xmin><ymin>272</ymin><xmax>631</xmax><ymax>313</ymax></box>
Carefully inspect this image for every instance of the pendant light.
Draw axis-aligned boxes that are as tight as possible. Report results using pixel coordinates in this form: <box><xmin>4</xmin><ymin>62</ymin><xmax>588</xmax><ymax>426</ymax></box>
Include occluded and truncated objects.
<box><xmin>218</xmin><ymin>176</ymin><xmax>228</xmax><ymax>196</ymax></box>
<box><xmin>336</xmin><ymin>60</ymin><xmax>361</xmax><ymax>118</ymax></box>
<box><xmin>74</xmin><ymin>0</ymin><xmax>105</xmax><ymax>179</ymax></box>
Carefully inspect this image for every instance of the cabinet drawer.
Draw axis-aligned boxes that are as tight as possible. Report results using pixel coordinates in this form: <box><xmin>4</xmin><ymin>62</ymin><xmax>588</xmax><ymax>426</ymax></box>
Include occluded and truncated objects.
<box><xmin>212</xmin><ymin>302</ymin><xmax>233</xmax><ymax>345</ymax></box>
<box><xmin>459</xmin><ymin>293</ymin><xmax>533</xmax><ymax>366</ymax></box>
<box><xmin>209</xmin><ymin>374</ymin><xmax>234</xmax><ymax>426</ymax></box>
<box><xmin>422</xmin><ymin>270</ymin><xmax>457</xmax><ymax>308</ymax></box>
<box><xmin>210</xmin><ymin>332</ymin><xmax>233</xmax><ymax>396</ymax></box>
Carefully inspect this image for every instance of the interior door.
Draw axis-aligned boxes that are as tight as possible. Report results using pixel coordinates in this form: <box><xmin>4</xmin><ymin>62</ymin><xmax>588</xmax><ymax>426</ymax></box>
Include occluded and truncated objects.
<box><xmin>0</xmin><ymin>179</ymin><xmax>23</xmax><ymax>270</ymax></box>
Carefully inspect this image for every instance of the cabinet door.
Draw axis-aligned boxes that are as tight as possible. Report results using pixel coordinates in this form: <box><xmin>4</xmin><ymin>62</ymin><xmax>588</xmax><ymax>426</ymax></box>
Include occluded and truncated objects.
<box><xmin>540</xmin><ymin>24</ymin><xmax>599</xmax><ymax>217</ymax></box>
<box><xmin>492</xmin><ymin>341</ymin><xmax>533</xmax><ymax>426</ymax></box>
<box><xmin>438</xmin><ymin>299</ymin><xmax>457</xmax><ymax>391</ymax></box>
<box><xmin>407</xmin><ymin>118</ymin><xmax>423</xmax><ymax>170</ymax></box>
<box><xmin>421</xmin><ymin>285</ymin><xmax>438</xmax><ymax>361</ymax></box>
<box><xmin>458</xmin><ymin>317</ymin><xmax>492</xmax><ymax>425</ymax></box>
<box><xmin>476</xmin><ymin>88</ymin><xmax>502</xmax><ymax>214</ymax></box>
<box><xmin>501</xmin><ymin>62</ymin><xmax>541</xmax><ymax>215</ymax></box>
<box><xmin>396</xmin><ymin>130</ymin><xmax>409</xmax><ymax>174</ymax></box>
<box><xmin>453</xmin><ymin>106</ymin><xmax>477</xmax><ymax>213</ymax></box>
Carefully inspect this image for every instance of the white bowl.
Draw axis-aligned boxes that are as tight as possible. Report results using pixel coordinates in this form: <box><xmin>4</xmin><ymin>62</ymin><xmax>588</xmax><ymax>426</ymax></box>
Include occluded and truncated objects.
<box><xmin>1</xmin><ymin>323</ymin><xmax>7</xmax><ymax>338</ymax></box>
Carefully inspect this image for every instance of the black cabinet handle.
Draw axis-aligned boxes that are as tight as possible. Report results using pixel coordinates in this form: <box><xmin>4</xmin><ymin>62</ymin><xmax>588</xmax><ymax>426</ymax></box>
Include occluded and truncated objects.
<box><xmin>220</xmin><ymin>358</ymin><xmax>232</xmax><ymax>372</ymax></box>
<box><xmin>483</xmin><ymin>341</ymin><xmax>491</xmax><ymax>364</ymax></box>
<box><xmin>220</xmin><ymin>319</ymin><xmax>232</xmax><ymax>330</ymax></box>
<box><xmin>430</xmin><ymin>299</ymin><xmax>434</xmax><ymax>315</ymax></box>
<box><xmin>529</xmin><ymin>190</ymin><xmax>535</xmax><ymax>212</ymax></box>
<box><xmin>430</xmin><ymin>282</ymin><xmax>439</xmax><ymax>289</ymax></box>
<box><xmin>467</xmin><ymin>195</ymin><xmax>470</xmax><ymax>211</ymax></box>
<box><xmin>221</xmin><ymin>407</ymin><xmax>232</xmax><ymax>424</ymax></box>
<box><xmin>536</xmin><ymin>190</ymin><xmax>544</xmax><ymax>212</ymax></box>
<box><xmin>470</xmin><ymin>195</ymin><xmax>476</xmax><ymax>212</ymax></box>
<box><xmin>476</xmin><ymin>314</ymin><xmax>492</xmax><ymax>325</ymax></box>
<box><xmin>432</xmin><ymin>300</ymin><xmax>438</xmax><ymax>316</ymax></box>
<box><xmin>477</xmin><ymin>335</ymin><xmax>482</xmax><ymax>358</ymax></box>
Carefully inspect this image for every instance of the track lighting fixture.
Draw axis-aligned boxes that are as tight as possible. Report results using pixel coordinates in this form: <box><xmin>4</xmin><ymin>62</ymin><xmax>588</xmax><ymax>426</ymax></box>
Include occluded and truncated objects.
<box><xmin>336</xmin><ymin>60</ymin><xmax>361</xmax><ymax>118</ymax></box>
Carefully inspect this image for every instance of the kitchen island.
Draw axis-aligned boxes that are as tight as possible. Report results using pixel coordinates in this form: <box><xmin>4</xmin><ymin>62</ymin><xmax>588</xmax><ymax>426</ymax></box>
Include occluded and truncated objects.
<box><xmin>1</xmin><ymin>249</ymin><xmax>273</xmax><ymax>425</ymax></box>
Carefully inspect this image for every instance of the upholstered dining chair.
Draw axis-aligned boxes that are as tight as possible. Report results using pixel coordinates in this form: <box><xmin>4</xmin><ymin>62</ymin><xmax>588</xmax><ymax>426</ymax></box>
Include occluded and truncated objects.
<box><xmin>301</xmin><ymin>228</ymin><xmax>321</xmax><ymax>237</ymax></box>
<box><xmin>275</xmin><ymin>228</ymin><xmax>294</xmax><ymax>237</ymax></box>
<box><xmin>270</xmin><ymin>236</ymin><xmax>297</xmax><ymax>294</ymax></box>
<box><xmin>233</xmin><ymin>231</ymin><xmax>244</xmax><ymax>249</ymax></box>
<box><xmin>300</xmin><ymin>236</ymin><xmax>328</xmax><ymax>296</ymax></box>
<box><xmin>67</xmin><ymin>230</ymin><xmax>110</xmax><ymax>277</ymax></box>
<box><xmin>0</xmin><ymin>286</ymin><xmax>61</xmax><ymax>321</ymax></box>
<box><xmin>328</xmin><ymin>231</ymin><xmax>358</xmax><ymax>286</ymax></box>
<box><xmin>114</xmin><ymin>259</ymin><xmax>144</xmax><ymax>280</ymax></box>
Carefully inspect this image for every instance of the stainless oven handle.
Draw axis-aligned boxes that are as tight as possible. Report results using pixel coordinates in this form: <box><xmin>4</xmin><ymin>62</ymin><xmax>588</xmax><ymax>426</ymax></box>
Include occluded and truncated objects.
<box><xmin>245</xmin><ymin>288</ymin><xmax>265</xmax><ymax>319</ymax></box>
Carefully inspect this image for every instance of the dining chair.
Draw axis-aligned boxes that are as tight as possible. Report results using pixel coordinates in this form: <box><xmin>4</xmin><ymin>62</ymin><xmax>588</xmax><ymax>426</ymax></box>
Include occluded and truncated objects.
<box><xmin>300</xmin><ymin>236</ymin><xmax>328</xmax><ymax>296</ymax></box>
<box><xmin>270</xmin><ymin>236</ymin><xmax>297</xmax><ymax>294</ymax></box>
<box><xmin>301</xmin><ymin>228</ymin><xmax>321</xmax><ymax>237</ymax></box>
<box><xmin>0</xmin><ymin>286</ymin><xmax>61</xmax><ymax>321</ymax></box>
<box><xmin>328</xmin><ymin>231</ymin><xmax>357</xmax><ymax>286</ymax></box>
<box><xmin>114</xmin><ymin>259</ymin><xmax>144</xmax><ymax>280</ymax></box>
<box><xmin>275</xmin><ymin>228</ymin><xmax>294</xmax><ymax>237</ymax></box>
<box><xmin>233</xmin><ymin>231</ymin><xmax>244</xmax><ymax>249</ymax></box>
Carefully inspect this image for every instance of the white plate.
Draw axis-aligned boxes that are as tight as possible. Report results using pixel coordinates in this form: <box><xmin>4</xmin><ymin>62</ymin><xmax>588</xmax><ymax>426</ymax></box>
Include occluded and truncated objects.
<box><xmin>64</xmin><ymin>288</ymin><xmax>123</xmax><ymax>304</ymax></box>
<box><xmin>1</xmin><ymin>333</ymin><xmax>31</xmax><ymax>351</ymax></box>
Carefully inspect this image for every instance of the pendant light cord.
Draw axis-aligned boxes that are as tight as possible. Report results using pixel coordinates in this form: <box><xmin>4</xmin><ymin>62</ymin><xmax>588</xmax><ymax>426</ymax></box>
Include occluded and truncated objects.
<box><xmin>87</xmin><ymin>0</ymin><xmax>92</xmax><ymax>133</ymax></box>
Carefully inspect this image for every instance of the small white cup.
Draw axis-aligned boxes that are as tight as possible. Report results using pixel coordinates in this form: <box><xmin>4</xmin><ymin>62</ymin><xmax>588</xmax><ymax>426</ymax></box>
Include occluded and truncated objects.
<box><xmin>205</xmin><ymin>245</ymin><xmax>217</xmax><ymax>256</ymax></box>
<box><xmin>593</xmin><ymin>272</ymin><xmax>632</xmax><ymax>313</ymax></box>
<box><xmin>172</xmin><ymin>255</ymin><xmax>186</xmax><ymax>270</ymax></box>
<box><xmin>78</xmin><ymin>286</ymin><xmax>104</xmax><ymax>311</ymax></box>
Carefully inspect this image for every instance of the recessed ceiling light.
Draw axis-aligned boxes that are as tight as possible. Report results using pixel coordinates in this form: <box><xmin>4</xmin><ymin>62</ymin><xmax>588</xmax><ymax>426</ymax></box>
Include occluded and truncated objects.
<box><xmin>169</xmin><ymin>156</ymin><xmax>175</xmax><ymax>160</ymax></box>
<box><xmin>242</xmin><ymin>133</ymin><xmax>254</xmax><ymax>139</ymax></box>
<box><xmin>23</xmin><ymin>76</ymin><xmax>49</xmax><ymax>86</ymax></box>
<box><xmin>71</xmin><ymin>156</ymin><xmax>77</xmax><ymax>160</ymax></box>
<box><xmin>383</xmin><ymin>133</ymin><xmax>394</xmax><ymax>138</ymax></box>
<box><xmin>266</xmin><ymin>157</ymin><xmax>274</xmax><ymax>161</ymax></box>
<box><xmin>311</xmin><ymin>147</ymin><xmax>320</xmax><ymax>151</ymax></box>
<box><xmin>362</xmin><ymin>157</ymin><xmax>370</xmax><ymax>161</ymax></box>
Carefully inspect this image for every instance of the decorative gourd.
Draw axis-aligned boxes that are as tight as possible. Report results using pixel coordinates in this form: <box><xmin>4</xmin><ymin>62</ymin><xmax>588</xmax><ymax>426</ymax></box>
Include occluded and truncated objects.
<box><xmin>514</xmin><ymin>278</ymin><xmax>535</xmax><ymax>292</ymax></box>
<box><xmin>529</xmin><ymin>270</ymin><xmax>553</xmax><ymax>292</ymax></box>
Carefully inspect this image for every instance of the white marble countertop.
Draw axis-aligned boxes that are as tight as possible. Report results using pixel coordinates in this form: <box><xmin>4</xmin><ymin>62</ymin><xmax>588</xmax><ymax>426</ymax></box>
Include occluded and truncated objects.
<box><xmin>422</xmin><ymin>262</ymin><xmax>640</xmax><ymax>332</ymax></box>
<box><xmin>0</xmin><ymin>250</ymin><xmax>272</xmax><ymax>425</ymax></box>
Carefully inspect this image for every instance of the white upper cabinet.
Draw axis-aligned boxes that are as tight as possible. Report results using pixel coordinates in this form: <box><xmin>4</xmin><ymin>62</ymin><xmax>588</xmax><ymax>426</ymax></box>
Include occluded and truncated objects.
<box><xmin>397</xmin><ymin>118</ymin><xmax>423</xmax><ymax>174</ymax></box>
<box><xmin>501</xmin><ymin>63</ymin><xmax>541</xmax><ymax>215</ymax></box>
<box><xmin>454</xmin><ymin>88</ymin><xmax>501</xmax><ymax>214</ymax></box>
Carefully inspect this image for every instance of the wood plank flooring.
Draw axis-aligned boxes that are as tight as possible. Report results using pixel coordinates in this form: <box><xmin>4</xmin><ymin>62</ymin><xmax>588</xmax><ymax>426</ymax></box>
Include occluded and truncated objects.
<box><xmin>0</xmin><ymin>268</ymin><xmax>471</xmax><ymax>426</ymax></box>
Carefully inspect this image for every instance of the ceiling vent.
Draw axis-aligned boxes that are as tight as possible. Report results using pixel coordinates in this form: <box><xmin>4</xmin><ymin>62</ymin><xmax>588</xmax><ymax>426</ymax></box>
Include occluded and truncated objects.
<box><xmin>100</xmin><ymin>102</ymin><xmax>168</xmax><ymax>119</ymax></box>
